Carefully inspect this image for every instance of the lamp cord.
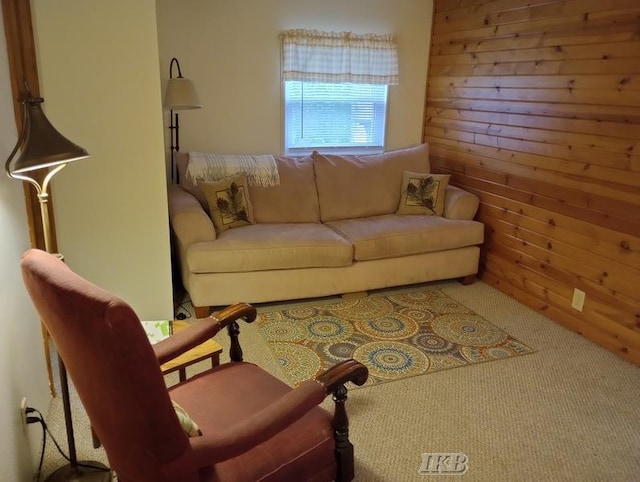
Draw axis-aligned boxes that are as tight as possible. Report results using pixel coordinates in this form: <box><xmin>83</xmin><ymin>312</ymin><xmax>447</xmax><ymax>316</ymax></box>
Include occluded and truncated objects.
<box><xmin>27</xmin><ymin>407</ymin><xmax>111</xmax><ymax>481</ymax></box>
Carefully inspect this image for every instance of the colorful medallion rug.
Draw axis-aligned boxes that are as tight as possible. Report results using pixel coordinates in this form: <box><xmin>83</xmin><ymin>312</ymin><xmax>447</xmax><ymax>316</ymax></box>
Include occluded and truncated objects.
<box><xmin>257</xmin><ymin>289</ymin><xmax>534</xmax><ymax>387</ymax></box>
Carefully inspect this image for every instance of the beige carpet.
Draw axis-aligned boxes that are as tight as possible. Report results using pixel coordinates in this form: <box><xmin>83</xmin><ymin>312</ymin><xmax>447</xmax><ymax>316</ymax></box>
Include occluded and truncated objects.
<box><xmin>257</xmin><ymin>288</ymin><xmax>534</xmax><ymax>387</ymax></box>
<box><xmin>41</xmin><ymin>280</ymin><xmax>640</xmax><ymax>481</ymax></box>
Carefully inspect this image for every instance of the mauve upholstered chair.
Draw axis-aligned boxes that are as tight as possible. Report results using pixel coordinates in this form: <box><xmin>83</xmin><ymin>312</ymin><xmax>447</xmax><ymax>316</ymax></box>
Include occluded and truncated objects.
<box><xmin>21</xmin><ymin>249</ymin><xmax>368</xmax><ymax>482</ymax></box>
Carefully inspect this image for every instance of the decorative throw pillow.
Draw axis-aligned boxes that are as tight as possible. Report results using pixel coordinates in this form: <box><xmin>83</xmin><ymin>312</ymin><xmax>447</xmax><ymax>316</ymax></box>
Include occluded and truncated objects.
<box><xmin>171</xmin><ymin>400</ymin><xmax>202</xmax><ymax>437</ymax></box>
<box><xmin>200</xmin><ymin>173</ymin><xmax>255</xmax><ymax>234</ymax></box>
<box><xmin>396</xmin><ymin>171</ymin><xmax>450</xmax><ymax>216</ymax></box>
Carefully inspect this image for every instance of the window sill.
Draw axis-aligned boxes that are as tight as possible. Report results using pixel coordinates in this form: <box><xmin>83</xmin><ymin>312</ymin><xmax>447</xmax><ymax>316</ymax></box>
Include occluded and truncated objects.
<box><xmin>285</xmin><ymin>146</ymin><xmax>385</xmax><ymax>157</ymax></box>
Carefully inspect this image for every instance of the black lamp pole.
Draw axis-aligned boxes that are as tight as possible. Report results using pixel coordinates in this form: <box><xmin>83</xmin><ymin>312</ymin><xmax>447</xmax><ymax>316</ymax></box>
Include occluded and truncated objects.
<box><xmin>164</xmin><ymin>57</ymin><xmax>202</xmax><ymax>184</ymax></box>
<box><xmin>168</xmin><ymin>57</ymin><xmax>181</xmax><ymax>183</ymax></box>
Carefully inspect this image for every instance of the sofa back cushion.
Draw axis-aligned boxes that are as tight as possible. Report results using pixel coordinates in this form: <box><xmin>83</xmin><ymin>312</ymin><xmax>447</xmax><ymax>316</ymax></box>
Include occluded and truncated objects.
<box><xmin>249</xmin><ymin>156</ymin><xmax>320</xmax><ymax>223</ymax></box>
<box><xmin>177</xmin><ymin>153</ymin><xmax>320</xmax><ymax>223</ymax></box>
<box><xmin>313</xmin><ymin>143</ymin><xmax>430</xmax><ymax>222</ymax></box>
<box><xmin>177</xmin><ymin>152</ymin><xmax>208</xmax><ymax>211</ymax></box>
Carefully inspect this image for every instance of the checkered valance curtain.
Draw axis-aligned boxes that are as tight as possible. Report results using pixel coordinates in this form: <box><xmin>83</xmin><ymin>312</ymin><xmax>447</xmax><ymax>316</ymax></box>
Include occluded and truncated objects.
<box><xmin>281</xmin><ymin>29</ymin><xmax>399</xmax><ymax>85</ymax></box>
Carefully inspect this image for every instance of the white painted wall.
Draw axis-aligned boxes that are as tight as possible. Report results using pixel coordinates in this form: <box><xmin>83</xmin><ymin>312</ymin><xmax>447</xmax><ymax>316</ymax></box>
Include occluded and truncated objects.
<box><xmin>156</xmin><ymin>0</ymin><xmax>433</xmax><ymax>158</ymax></box>
<box><xmin>31</xmin><ymin>0</ymin><xmax>173</xmax><ymax>320</ymax></box>
<box><xmin>0</xmin><ymin>8</ymin><xmax>51</xmax><ymax>481</ymax></box>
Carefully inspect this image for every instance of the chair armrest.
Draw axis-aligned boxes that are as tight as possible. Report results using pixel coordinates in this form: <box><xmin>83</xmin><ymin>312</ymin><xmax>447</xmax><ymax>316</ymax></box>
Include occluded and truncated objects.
<box><xmin>152</xmin><ymin>303</ymin><xmax>256</xmax><ymax>365</ymax></box>
<box><xmin>162</xmin><ymin>379</ymin><xmax>327</xmax><ymax>476</ymax></box>
<box><xmin>168</xmin><ymin>185</ymin><xmax>216</xmax><ymax>247</ymax></box>
<box><xmin>443</xmin><ymin>185</ymin><xmax>480</xmax><ymax>220</ymax></box>
<box><xmin>316</xmin><ymin>359</ymin><xmax>368</xmax><ymax>393</ymax></box>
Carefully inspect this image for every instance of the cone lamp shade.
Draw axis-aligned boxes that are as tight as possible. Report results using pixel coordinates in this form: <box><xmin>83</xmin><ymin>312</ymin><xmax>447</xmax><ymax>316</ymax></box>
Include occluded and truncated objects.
<box><xmin>8</xmin><ymin>96</ymin><xmax>89</xmax><ymax>174</ymax></box>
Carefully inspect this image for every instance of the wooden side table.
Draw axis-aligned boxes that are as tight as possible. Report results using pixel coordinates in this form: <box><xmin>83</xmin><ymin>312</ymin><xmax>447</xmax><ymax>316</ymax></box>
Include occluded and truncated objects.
<box><xmin>160</xmin><ymin>320</ymin><xmax>223</xmax><ymax>382</ymax></box>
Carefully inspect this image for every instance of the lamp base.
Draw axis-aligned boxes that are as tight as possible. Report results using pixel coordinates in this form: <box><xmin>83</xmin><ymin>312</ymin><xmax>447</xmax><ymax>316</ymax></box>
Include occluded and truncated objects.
<box><xmin>44</xmin><ymin>461</ymin><xmax>111</xmax><ymax>482</ymax></box>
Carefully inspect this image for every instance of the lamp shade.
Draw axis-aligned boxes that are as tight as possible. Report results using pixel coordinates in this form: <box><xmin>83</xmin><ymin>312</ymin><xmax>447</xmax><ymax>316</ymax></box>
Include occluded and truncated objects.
<box><xmin>9</xmin><ymin>97</ymin><xmax>89</xmax><ymax>174</ymax></box>
<box><xmin>163</xmin><ymin>78</ymin><xmax>202</xmax><ymax>110</ymax></box>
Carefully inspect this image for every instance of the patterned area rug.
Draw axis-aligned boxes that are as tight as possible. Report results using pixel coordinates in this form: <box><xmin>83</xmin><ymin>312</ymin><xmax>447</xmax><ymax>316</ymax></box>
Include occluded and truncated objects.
<box><xmin>257</xmin><ymin>289</ymin><xmax>534</xmax><ymax>387</ymax></box>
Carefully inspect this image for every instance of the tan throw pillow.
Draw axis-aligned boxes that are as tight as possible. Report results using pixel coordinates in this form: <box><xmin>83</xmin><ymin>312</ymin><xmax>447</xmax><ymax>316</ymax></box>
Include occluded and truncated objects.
<box><xmin>171</xmin><ymin>400</ymin><xmax>202</xmax><ymax>437</ymax></box>
<box><xmin>200</xmin><ymin>173</ymin><xmax>255</xmax><ymax>234</ymax></box>
<box><xmin>396</xmin><ymin>171</ymin><xmax>450</xmax><ymax>216</ymax></box>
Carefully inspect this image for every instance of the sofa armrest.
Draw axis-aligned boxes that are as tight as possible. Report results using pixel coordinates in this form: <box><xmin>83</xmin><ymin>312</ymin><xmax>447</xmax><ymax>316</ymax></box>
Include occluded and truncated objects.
<box><xmin>168</xmin><ymin>185</ymin><xmax>216</xmax><ymax>246</ymax></box>
<box><xmin>443</xmin><ymin>185</ymin><xmax>480</xmax><ymax>220</ymax></box>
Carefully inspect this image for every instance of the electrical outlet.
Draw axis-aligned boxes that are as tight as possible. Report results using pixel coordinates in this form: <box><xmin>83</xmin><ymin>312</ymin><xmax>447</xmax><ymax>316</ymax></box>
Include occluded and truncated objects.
<box><xmin>571</xmin><ymin>288</ymin><xmax>586</xmax><ymax>312</ymax></box>
<box><xmin>20</xmin><ymin>397</ymin><xmax>27</xmax><ymax>425</ymax></box>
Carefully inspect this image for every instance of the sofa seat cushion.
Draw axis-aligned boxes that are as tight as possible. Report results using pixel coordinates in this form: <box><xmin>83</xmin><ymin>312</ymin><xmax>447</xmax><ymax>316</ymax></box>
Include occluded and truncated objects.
<box><xmin>327</xmin><ymin>215</ymin><xmax>484</xmax><ymax>261</ymax></box>
<box><xmin>187</xmin><ymin>223</ymin><xmax>353</xmax><ymax>273</ymax></box>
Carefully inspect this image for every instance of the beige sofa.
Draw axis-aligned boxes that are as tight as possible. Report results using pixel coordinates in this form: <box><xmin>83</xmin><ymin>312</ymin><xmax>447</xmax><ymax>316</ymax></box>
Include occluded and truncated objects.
<box><xmin>168</xmin><ymin>144</ymin><xmax>484</xmax><ymax>317</ymax></box>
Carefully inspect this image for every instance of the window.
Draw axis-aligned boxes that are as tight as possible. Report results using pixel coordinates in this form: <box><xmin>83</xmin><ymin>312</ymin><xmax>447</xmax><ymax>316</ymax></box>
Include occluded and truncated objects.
<box><xmin>284</xmin><ymin>81</ymin><xmax>388</xmax><ymax>155</ymax></box>
<box><xmin>281</xmin><ymin>29</ymin><xmax>398</xmax><ymax>156</ymax></box>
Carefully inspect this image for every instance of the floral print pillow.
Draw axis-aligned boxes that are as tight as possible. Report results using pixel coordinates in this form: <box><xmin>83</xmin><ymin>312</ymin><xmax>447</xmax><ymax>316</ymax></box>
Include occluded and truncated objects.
<box><xmin>396</xmin><ymin>171</ymin><xmax>450</xmax><ymax>216</ymax></box>
<box><xmin>200</xmin><ymin>173</ymin><xmax>255</xmax><ymax>233</ymax></box>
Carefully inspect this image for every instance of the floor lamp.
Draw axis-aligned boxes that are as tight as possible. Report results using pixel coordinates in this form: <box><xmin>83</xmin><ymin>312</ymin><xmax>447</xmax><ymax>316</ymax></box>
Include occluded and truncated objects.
<box><xmin>5</xmin><ymin>94</ymin><xmax>110</xmax><ymax>482</ymax></box>
<box><xmin>164</xmin><ymin>57</ymin><xmax>202</xmax><ymax>184</ymax></box>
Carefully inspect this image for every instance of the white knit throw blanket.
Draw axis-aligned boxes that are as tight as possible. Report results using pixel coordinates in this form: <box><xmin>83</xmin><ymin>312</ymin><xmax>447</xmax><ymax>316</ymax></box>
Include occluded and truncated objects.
<box><xmin>186</xmin><ymin>152</ymin><xmax>280</xmax><ymax>187</ymax></box>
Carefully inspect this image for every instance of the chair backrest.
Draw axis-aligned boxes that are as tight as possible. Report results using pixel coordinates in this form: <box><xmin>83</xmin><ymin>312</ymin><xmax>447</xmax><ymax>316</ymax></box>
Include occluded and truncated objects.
<box><xmin>21</xmin><ymin>249</ymin><xmax>189</xmax><ymax>481</ymax></box>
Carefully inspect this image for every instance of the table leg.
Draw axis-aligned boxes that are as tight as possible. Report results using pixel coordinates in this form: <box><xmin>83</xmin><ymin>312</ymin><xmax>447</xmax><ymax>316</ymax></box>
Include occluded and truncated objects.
<box><xmin>211</xmin><ymin>353</ymin><xmax>220</xmax><ymax>368</ymax></box>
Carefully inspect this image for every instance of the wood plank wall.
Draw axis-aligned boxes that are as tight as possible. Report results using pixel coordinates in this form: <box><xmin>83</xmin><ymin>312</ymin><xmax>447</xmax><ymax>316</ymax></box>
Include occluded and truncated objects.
<box><xmin>424</xmin><ymin>0</ymin><xmax>640</xmax><ymax>364</ymax></box>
